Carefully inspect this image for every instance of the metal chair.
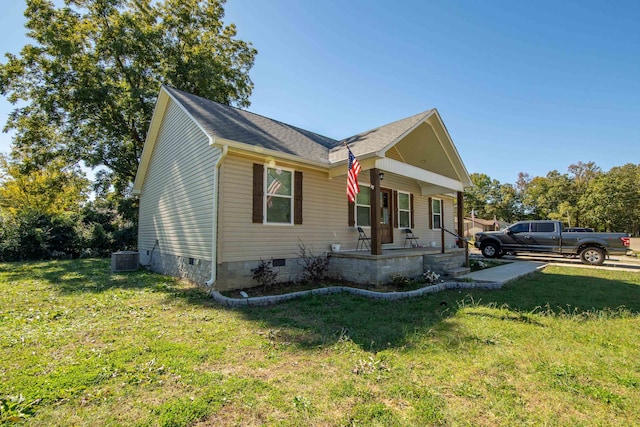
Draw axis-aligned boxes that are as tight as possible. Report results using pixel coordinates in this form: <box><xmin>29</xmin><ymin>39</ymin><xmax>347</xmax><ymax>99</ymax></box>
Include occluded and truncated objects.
<box><xmin>404</xmin><ymin>228</ymin><xmax>420</xmax><ymax>248</ymax></box>
<box><xmin>356</xmin><ymin>227</ymin><xmax>371</xmax><ymax>250</ymax></box>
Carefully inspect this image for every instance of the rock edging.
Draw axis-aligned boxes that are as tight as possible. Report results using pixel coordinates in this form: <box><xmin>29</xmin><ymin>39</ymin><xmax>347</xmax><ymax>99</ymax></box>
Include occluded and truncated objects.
<box><xmin>210</xmin><ymin>280</ymin><xmax>503</xmax><ymax>307</ymax></box>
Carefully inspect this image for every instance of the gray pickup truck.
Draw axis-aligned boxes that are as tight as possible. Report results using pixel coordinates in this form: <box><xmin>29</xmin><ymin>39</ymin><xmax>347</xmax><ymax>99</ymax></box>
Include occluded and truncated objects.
<box><xmin>474</xmin><ymin>220</ymin><xmax>630</xmax><ymax>265</ymax></box>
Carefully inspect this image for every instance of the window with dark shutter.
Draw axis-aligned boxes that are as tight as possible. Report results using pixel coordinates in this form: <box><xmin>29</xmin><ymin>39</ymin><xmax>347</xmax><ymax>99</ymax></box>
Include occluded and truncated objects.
<box><xmin>254</xmin><ymin>163</ymin><xmax>303</xmax><ymax>225</ymax></box>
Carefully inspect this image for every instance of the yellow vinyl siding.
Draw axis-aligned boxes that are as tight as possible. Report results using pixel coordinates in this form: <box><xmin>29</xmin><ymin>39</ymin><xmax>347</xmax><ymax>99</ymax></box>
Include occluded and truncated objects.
<box><xmin>218</xmin><ymin>155</ymin><xmax>348</xmax><ymax>263</ymax></box>
<box><xmin>138</xmin><ymin>99</ymin><xmax>220</xmax><ymax>260</ymax></box>
<box><xmin>217</xmin><ymin>156</ymin><xmax>457</xmax><ymax>262</ymax></box>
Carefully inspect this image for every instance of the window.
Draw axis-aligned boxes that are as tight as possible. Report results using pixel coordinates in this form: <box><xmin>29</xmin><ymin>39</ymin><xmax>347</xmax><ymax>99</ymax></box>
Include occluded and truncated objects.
<box><xmin>532</xmin><ymin>222</ymin><xmax>555</xmax><ymax>232</ymax></box>
<box><xmin>509</xmin><ymin>222</ymin><xmax>530</xmax><ymax>233</ymax></box>
<box><xmin>398</xmin><ymin>192</ymin><xmax>411</xmax><ymax>228</ymax></box>
<box><xmin>265</xmin><ymin>167</ymin><xmax>293</xmax><ymax>224</ymax></box>
<box><xmin>431</xmin><ymin>198</ymin><xmax>442</xmax><ymax>229</ymax></box>
<box><xmin>356</xmin><ymin>186</ymin><xmax>371</xmax><ymax>227</ymax></box>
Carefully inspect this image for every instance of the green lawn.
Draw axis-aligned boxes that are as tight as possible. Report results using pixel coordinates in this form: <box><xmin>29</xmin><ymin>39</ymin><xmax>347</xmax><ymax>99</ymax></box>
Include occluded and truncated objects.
<box><xmin>1</xmin><ymin>259</ymin><xmax>639</xmax><ymax>426</ymax></box>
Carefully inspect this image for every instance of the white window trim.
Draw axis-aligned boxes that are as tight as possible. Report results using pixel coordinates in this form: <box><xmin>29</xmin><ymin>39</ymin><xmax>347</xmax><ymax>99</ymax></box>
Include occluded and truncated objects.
<box><xmin>398</xmin><ymin>191</ymin><xmax>411</xmax><ymax>228</ymax></box>
<box><xmin>264</xmin><ymin>165</ymin><xmax>294</xmax><ymax>225</ymax></box>
<box><xmin>432</xmin><ymin>197</ymin><xmax>443</xmax><ymax>230</ymax></box>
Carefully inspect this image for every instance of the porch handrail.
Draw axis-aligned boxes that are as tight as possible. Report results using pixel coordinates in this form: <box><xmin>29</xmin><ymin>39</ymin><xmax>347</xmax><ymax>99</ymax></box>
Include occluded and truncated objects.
<box><xmin>441</xmin><ymin>227</ymin><xmax>470</xmax><ymax>267</ymax></box>
<box><xmin>441</xmin><ymin>227</ymin><xmax>472</xmax><ymax>247</ymax></box>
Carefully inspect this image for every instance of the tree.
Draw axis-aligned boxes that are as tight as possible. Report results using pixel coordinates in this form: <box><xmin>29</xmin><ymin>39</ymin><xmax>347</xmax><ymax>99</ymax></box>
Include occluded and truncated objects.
<box><xmin>0</xmin><ymin>154</ymin><xmax>90</xmax><ymax>217</ymax></box>
<box><xmin>0</xmin><ymin>0</ymin><xmax>256</xmax><ymax>210</ymax></box>
<box><xmin>0</xmin><ymin>153</ymin><xmax>90</xmax><ymax>260</ymax></box>
<box><xmin>465</xmin><ymin>173</ymin><xmax>522</xmax><ymax>223</ymax></box>
<box><xmin>580</xmin><ymin>163</ymin><xmax>640</xmax><ymax>234</ymax></box>
<box><xmin>567</xmin><ymin>161</ymin><xmax>601</xmax><ymax>226</ymax></box>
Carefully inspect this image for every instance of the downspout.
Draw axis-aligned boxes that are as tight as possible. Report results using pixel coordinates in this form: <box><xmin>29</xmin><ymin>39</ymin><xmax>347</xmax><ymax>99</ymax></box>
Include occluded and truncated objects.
<box><xmin>205</xmin><ymin>145</ymin><xmax>228</xmax><ymax>287</ymax></box>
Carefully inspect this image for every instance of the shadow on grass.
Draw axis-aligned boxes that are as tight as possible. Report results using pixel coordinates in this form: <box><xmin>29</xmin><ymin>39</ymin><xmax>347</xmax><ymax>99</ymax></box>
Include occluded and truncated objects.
<box><xmin>224</xmin><ymin>268</ymin><xmax>640</xmax><ymax>352</ymax></box>
<box><xmin>4</xmin><ymin>259</ymin><xmax>639</xmax><ymax>353</ymax></box>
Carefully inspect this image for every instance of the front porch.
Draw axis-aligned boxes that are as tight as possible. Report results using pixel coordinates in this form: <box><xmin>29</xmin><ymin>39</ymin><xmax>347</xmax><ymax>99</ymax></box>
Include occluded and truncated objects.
<box><xmin>327</xmin><ymin>247</ymin><xmax>469</xmax><ymax>286</ymax></box>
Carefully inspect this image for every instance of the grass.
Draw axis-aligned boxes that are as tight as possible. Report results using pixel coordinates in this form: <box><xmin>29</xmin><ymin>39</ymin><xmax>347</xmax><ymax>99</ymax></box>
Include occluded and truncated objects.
<box><xmin>1</xmin><ymin>259</ymin><xmax>640</xmax><ymax>426</ymax></box>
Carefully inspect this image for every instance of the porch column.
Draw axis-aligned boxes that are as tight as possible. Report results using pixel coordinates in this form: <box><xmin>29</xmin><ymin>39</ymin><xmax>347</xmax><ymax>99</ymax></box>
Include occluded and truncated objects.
<box><xmin>457</xmin><ymin>191</ymin><xmax>464</xmax><ymax>247</ymax></box>
<box><xmin>370</xmin><ymin>168</ymin><xmax>382</xmax><ymax>255</ymax></box>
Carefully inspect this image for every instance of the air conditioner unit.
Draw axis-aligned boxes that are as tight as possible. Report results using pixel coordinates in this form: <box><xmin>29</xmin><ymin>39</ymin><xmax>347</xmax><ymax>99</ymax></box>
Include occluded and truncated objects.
<box><xmin>111</xmin><ymin>251</ymin><xmax>140</xmax><ymax>272</ymax></box>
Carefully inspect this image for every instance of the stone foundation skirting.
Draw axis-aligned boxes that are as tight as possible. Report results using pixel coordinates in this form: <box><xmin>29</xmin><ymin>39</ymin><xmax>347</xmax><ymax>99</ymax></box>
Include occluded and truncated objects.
<box><xmin>145</xmin><ymin>251</ymin><xmax>213</xmax><ymax>285</ymax></box>
<box><xmin>144</xmin><ymin>249</ymin><xmax>467</xmax><ymax>292</ymax></box>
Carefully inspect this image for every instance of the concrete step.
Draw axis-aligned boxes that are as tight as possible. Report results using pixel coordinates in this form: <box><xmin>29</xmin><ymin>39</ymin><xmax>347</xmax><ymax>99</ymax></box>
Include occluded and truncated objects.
<box><xmin>445</xmin><ymin>267</ymin><xmax>471</xmax><ymax>278</ymax></box>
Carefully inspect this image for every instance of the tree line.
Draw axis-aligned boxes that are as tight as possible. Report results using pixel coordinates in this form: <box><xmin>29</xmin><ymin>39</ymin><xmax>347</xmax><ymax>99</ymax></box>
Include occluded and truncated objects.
<box><xmin>0</xmin><ymin>0</ymin><xmax>256</xmax><ymax>261</ymax></box>
<box><xmin>464</xmin><ymin>161</ymin><xmax>640</xmax><ymax>235</ymax></box>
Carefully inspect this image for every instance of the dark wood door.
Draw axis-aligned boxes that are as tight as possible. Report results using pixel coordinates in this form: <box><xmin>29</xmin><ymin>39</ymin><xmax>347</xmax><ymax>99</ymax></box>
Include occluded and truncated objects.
<box><xmin>380</xmin><ymin>188</ymin><xmax>393</xmax><ymax>244</ymax></box>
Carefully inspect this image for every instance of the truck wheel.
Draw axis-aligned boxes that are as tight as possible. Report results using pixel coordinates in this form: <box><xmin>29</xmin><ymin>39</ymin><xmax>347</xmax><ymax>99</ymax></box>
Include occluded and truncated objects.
<box><xmin>580</xmin><ymin>247</ymin><xmax>605</xmax><ymax>265</ymax></box>
<box><xmin>481</xmin><ymin>242</ymin><xmax>500</xmax><ymax>259</ymax></box>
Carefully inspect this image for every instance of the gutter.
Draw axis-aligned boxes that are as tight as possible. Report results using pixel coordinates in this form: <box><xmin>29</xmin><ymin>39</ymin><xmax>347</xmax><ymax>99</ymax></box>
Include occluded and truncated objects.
<box><xmin>205</xmin><ymin>144</ymin><xmax>228</xmax><ymax>288</ymax></box>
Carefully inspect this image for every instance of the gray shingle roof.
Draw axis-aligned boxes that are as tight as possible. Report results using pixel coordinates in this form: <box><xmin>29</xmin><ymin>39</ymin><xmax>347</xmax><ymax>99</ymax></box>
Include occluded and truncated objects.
<box><xmin>331</xmin><ymin>110</ymin><xmax>435</xmax><ymax>160</ymax></box>
<box><xmin>164</xmin><ymin>85</ymin><xmax>434</xmax><ymax>164</ymax></box>
<box><xmin>165</xmin><ymin>86</ymin><xmax>340</xmax><ymax>164</ymax></box>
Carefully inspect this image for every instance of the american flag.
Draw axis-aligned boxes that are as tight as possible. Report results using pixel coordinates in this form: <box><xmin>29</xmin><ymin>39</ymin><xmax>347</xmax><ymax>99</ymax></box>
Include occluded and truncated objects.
<box><xmin>347</xmin><ymin>147</ymin><xmax>361</xmax><ymax>202</ymax></box>
<box><xmin>267</xmin><ymin>175</ymin><xmax>283</xmax><ymax>207</ymax></box>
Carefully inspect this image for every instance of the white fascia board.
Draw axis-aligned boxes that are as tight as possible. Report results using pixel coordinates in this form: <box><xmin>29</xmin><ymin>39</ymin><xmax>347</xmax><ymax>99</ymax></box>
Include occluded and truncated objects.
<box><xmin>375</xmin><ymin>158</ymin><xmax>465</xmax><ymax>193</ymax></box>
<box><xmin>428</xmin><ymin>112</ymin><xmax>473</xmax><ymax>188</ymax></box>
<box><xmin>213</xmin><ymin>137</ymin><xmax>330</xmax><ymax>172</ymax></box>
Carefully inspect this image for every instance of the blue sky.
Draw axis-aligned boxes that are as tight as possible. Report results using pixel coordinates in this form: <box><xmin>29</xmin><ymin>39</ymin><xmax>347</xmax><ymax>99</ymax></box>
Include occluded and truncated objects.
<box><xmin>1</xmin><ymin>0</ymin><xmax>638</xmax><ymax>184</ymax></box>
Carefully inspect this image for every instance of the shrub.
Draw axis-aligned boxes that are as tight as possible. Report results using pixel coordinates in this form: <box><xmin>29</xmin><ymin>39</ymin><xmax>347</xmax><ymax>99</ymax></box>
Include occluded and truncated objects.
<box><xmin>422</xmin><ymin>270</ymin><xmax>441</xmax><ymax>284</ymax></box>
<box><xmin>251</xmin><ymin>259</ymin><xmax>278</xmax><ymax>292</ymax></box>
<box><xmin>297</xmin><ymin>242</ymin><xmax>330</xmax><ymax>283</ymax></box>
<box><xmin>391</xmin><ymin>274</ymin><xmax>412</xmax><ymax>288</ymax></box>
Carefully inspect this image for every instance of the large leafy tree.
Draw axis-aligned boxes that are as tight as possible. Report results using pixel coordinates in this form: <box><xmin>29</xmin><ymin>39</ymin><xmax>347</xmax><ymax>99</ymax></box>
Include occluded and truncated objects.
<box><xmin>0</xmin><ymin>153</ymin><xmax>91</xmax><ymax>260</ymax></box>
<box><xmin>580</xmin><ymin>163</ymin><xmax>640</xmax><ymax>234</ymax></box>
<box><xmin>465</xmin><ymin>173</ymin><xmax>522</xmax><ymax>222</ymax></box>
<box><xmin>0</xmin><ymin>153</ymin><xmax>89</xmax><ymax>217</ymax></box>
<box><xmin>0</xmin><ymin>0</ymin><xmax>256</xmax><ymax>205</ymax></box>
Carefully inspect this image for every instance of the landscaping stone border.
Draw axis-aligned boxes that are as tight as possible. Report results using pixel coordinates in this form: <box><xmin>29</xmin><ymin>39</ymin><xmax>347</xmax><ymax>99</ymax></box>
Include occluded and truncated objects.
<box><xmin>210</xmin><ymin>280</ymin><xmax>503</xmax><ymax>307</ymax></box>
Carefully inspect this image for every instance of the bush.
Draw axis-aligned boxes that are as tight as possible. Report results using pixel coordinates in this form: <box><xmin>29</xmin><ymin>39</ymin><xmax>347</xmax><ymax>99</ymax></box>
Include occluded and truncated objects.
<box><xmin>0</xmin><ymin>204</ymin><xmax>138</xmax><ymax>262</ymax></box>
<box><xmin>251</xmin><ymin>259</ymin><xmax>278</xmax><ymax>292</ymax></box>
<box><xmin>0</xmin><ymin>211</ymin><xmax>79</xmax><ymax>261</ymax></box>
<box><xmin>297</xmin><ymin>242</ymin><xmax>330</xmax><ymax>283</ymax></box>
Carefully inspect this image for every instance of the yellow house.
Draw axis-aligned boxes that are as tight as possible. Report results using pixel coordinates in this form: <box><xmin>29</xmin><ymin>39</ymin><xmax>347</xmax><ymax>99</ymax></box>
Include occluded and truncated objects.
<box><xmin>133</xmin><ymin>86</ymin><xmax>472</xmax><ymax>291</ymax></box>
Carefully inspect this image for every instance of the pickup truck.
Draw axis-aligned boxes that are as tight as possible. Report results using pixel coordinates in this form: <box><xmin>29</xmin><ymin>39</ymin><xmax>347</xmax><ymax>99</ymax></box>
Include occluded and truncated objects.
<box><xmin>474</xmin><ymin>220</ymin><xmax>630</xmax><ymax>265</ymax></box>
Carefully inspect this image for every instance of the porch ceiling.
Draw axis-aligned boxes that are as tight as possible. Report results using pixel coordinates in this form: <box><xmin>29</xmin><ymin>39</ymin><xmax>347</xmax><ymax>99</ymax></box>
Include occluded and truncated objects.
<box><xmin>375</xmin><ymin>158</ymin><xmax>464</xmax><ymax>195</ymax></box>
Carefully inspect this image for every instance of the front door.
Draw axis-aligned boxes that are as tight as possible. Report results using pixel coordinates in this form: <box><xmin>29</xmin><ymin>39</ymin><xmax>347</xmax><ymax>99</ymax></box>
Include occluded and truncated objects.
<box><xmin>380</xmin><ymin>188</ymin><xmax>393</xmax><ymax>244</ymax></box>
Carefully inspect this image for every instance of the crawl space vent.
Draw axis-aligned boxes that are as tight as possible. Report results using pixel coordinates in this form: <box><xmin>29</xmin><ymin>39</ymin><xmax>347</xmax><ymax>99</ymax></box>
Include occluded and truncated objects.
<box><xmin>111</xmin><ymin>251</ymin><xmax>140</xmax><ymax>272</ymax></box>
